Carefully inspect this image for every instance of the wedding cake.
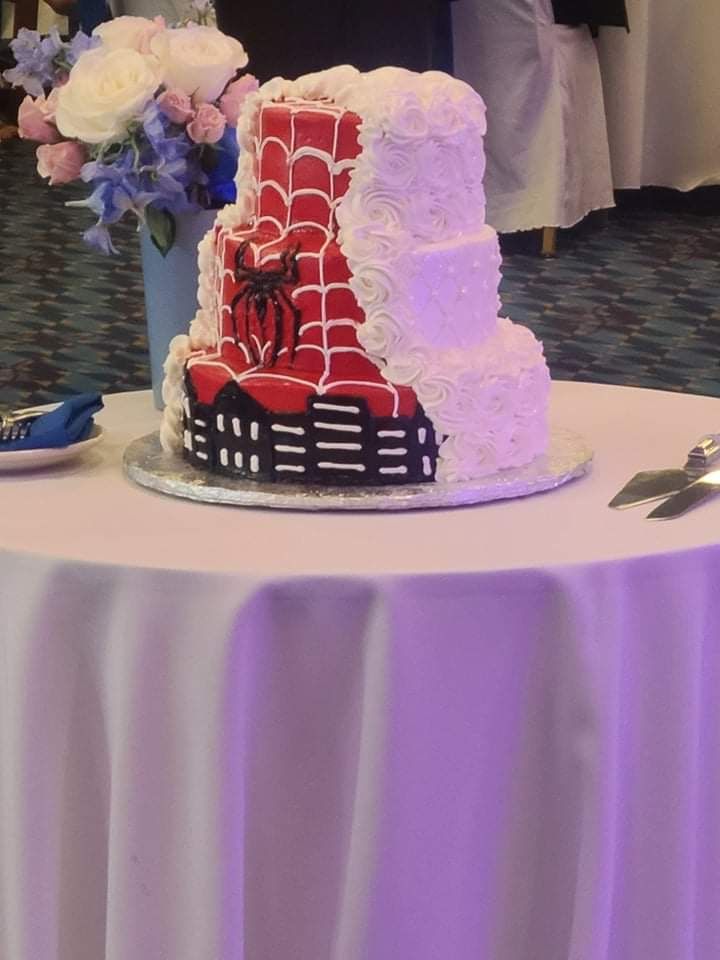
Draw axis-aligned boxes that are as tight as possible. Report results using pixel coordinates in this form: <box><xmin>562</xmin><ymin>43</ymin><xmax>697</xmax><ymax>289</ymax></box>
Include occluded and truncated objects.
<box><xmin>160</xmin><ymin>66</ymin><xmax>551</xmax><ymax>484</ymax></box>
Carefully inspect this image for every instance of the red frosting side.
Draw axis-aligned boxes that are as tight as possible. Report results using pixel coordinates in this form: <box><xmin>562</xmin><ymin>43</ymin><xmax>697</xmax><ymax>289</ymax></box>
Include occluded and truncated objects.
<box><xmin>188</xmin><ymin>100</ymin><xmax>417</xmax><ymax>419</ymax></box>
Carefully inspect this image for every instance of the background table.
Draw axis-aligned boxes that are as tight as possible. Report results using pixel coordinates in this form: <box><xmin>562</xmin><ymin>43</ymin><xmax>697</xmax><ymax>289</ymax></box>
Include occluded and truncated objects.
<box><xmin>597</xmin><ymin>0</ymin><xmax>720</xmax><ymax>191</ymax></box>
<box><xmin>2</xmin><ymin>381</ymin><xmax>720</xmax><ymax>960</ymax></box>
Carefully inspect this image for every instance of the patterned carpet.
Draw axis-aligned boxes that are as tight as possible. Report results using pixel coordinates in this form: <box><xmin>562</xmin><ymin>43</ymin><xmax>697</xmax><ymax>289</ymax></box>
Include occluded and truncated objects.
<box><xmin>1</xmin><ymin>137</ymin><xmax>719</xmax><ymax>408</ymax></box>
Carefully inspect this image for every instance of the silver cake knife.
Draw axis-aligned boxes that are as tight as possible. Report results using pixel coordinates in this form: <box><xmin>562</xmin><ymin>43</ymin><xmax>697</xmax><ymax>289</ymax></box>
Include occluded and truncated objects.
<box><xmin>609</xmin><ymin>433</ymin><xmax>720</xmax><ymax>509</ymax></box>
<box><xmin>647</xmin><ymin>469</ymin><xmax>720</xmax><ymax>520</ymax></box>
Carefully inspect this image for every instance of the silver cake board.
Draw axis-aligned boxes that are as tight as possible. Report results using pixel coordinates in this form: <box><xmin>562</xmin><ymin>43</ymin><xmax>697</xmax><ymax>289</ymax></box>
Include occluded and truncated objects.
<box><xmin>123</xmin><ymin>426</ymin><xmax>592</xmax><ymax>512</ymax></box>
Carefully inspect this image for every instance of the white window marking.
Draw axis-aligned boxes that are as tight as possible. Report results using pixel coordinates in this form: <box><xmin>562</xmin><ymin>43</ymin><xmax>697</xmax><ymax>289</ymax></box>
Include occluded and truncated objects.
<box><xmin>314</xmin><ymin>402</ymin><xmax>361</xmax><ymax>414</ymax></box>
<box><xmin>316</xmin><ymin>442</ymin><xmax>362</xmax><ymax>451</ymax></box>
<box><xmin>318</xmin><ymin>462</ymin><xmax>366</xmax><ymax>472</ymax></box>
<box><xmin>314</xmin><ymin>422</ymin><xmax>362</xmax><ymax>433</ymax></box>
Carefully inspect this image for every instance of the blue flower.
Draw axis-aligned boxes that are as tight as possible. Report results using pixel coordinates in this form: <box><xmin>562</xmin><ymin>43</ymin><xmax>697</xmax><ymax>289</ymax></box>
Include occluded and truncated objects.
<box><xmin>204</xmin><ymin>128</ymin><xmax>239</xmax><ymax>207</ymax></box>
<box><xmin>66</xmin><ymin>31</ymin><xmax>99</xmax><ymax>67</ymax></box>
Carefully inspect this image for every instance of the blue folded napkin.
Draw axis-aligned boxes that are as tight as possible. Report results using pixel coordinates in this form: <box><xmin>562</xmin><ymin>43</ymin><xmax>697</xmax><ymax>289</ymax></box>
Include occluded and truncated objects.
<box><xmin>1</xmin><ymin>393</ymin><xmax>104</xmax><ymax>452</ymax></box>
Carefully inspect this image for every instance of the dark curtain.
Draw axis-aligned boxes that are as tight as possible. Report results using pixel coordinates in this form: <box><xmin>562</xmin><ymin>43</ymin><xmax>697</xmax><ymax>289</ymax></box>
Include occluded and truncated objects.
<box><xmin>552</xmin><ymin>0</ymin><xmax>629</xmax><ymax>29</ymax></box>
<box><xmin>215</xmin><ymin>0</ymin><xmax>453</xmax><ymax>82</ymax></box>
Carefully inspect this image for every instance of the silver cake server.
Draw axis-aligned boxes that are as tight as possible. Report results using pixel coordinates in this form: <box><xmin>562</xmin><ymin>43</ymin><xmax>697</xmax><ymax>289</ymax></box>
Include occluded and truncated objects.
<box><xmin>609</xmin><ymin>433</ymin><xmax>720</xmax><ymax>509</ymax></box>
<box><xmin>647</xmin><ymin>468</ymin><xmax>720</xmax><ymax>520</ymax></box>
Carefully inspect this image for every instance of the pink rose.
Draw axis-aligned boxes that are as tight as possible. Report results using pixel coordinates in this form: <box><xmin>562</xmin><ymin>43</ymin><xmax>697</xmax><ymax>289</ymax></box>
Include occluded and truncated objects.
<box><xmin>157</xmin><ymin>88</ymin><xmax>195</xmax><ymax>125</ymax></box>
<box><xmin>36</xmin><ymin>141</ymin><xmax>87</xmax><ymax>186</ymax></box>
<box><xmin>18</xmin><ymin>95</ymin><xmax>61</xmax><ymax>144</ymax></box>
<box><xmin>186</xmin><ymin>103</ymin><xmax>226</xmax><ymax>144</ymax></box>
<box><xmin>219</xmin><ymin>74</ymin><xmax>259</xmax><ymax>127</ymax></box>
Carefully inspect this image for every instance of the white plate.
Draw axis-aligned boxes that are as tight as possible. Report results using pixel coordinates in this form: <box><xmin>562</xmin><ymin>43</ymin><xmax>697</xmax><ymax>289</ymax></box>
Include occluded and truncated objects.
<box><xmin>0</xmin><ymin>425</ymin><xmax>104</xmax><ymax>473</ymax></box>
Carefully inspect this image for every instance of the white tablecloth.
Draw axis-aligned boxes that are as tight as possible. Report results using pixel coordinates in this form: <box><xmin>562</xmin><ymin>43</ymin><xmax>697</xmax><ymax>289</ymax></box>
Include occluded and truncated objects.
<box><xmin>2</xmin><ymin>381</ymin><xmax>720</xmax><ymax>960</ymax></box>
<box><xmin>452</xmin><ymin>1</ymin><xmax>614</xmax><ymax>233</ymax></box>
<box><xmin>597</xmin><ymin>0</ymin><xmax>720</xmax><ymax>191</ymax></box>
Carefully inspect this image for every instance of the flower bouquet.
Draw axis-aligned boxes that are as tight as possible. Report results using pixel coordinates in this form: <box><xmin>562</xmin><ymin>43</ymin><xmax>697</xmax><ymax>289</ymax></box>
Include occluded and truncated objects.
<box><xmin>3</xmin><ymin>9</ymin><xmax>257</xmax><ymax>256</ymax></box>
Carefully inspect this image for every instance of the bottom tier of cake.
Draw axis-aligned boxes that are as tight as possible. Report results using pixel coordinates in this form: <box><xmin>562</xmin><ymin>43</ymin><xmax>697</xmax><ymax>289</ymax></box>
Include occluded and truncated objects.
<box><xmin>182</xmin><ymin>377</ymin><xmax>440</xmax><ymax>485</ymax></box>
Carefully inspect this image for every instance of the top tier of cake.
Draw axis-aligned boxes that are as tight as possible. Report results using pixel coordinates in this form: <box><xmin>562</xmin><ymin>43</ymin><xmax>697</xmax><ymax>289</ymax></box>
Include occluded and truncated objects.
<box><xmin>254</xmin><ymin>100</ymin><xmax>361</xmax><ymax>234</ymax></box>
<box><xmin>224</xmin><ymin>68</ymin><xmax>502</xmax><ymax>353</ymax></box>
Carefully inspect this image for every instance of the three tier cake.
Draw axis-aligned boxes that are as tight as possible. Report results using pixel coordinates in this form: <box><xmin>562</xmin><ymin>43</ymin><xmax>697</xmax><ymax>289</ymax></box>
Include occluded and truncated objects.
<box><xmin>161</xmin><ymin>66</ymin><xmax>551</xmax><ymax>485</ymax></box>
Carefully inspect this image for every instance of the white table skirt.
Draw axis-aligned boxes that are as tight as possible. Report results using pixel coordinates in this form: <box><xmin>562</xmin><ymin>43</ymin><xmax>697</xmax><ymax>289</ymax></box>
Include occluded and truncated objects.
<box><xmin>2</xmin><ymin>381</ymin><xmax>720</xmax><ymax>960</ymax></box>
<box><xmin>452</xmin><ymin>0</ymin><xmax>614</xmax><ymax>233</ymax></box>
<box><xmin>597</xmin><ymin>0</ymin><xmax>720</xmax><ymax>191</ymax></box>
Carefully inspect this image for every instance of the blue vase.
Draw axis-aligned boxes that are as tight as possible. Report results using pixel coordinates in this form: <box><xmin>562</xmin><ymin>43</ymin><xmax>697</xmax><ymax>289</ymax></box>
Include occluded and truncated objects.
<box><xmin>140</xmin><ymin>208</ymin><xmax>218</xmax><ymax>409</ymax></box>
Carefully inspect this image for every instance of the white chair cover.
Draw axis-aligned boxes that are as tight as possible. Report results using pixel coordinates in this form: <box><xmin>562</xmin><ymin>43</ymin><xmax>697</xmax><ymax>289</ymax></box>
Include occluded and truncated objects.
<box><xmin>452</xmin><ymin>0</ymin><xmax>615</xmax><ymax>233</ymax></box>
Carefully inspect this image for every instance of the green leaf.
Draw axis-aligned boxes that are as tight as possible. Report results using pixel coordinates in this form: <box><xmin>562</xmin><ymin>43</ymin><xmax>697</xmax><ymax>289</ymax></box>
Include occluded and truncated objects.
<box><xmin>145</xmin><ymin>206</ymin><xmax>176</xmax><ymax>258</ymax></box>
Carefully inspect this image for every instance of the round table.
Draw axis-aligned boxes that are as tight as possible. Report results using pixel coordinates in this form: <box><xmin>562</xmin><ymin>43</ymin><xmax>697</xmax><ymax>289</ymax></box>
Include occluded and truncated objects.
<box><xmin>2</xmin><ymin>381</ymin><xmax>720</xmax><ymax>960</ymax></box>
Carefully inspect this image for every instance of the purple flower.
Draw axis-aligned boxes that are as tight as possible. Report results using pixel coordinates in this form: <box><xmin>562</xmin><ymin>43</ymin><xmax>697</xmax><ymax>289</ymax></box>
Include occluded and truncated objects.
<box><xmin>3</xmin><ymin>28</ymin><xmax>56</xmax><ymax>96</ymax></box>
<box><xmin>83</xmin><ymin>224</ymin><xmax>118</xmax><ymax>256</ymax></box>
<box><xmin>39</xmin><ymin>26</ymin><xmax>64</xmax><ymax>61</ymax></box>
<box><xmin>2</xmin><ymin>26</ymin><xmax>97</xmax><ymax>95</ymax></box>
<box><xmin>69</xmin><ymin>181</ymin><xmax>123</xmax><ymax>223</ymax></box>
<box><xmin>141</xmin><ymin>100</ymin><xmax>171</xmax><ymax>151</ymax></box>
<box><xmin>80</xmin><ymin>148</ymin><xmax>135</xmax><ymax>188</ymax></box>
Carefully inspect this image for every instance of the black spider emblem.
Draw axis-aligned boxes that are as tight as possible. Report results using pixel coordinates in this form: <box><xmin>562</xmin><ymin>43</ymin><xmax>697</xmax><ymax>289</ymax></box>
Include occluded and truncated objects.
<box><xmin>230</xmin><ymin>241</ymin><xmax>302</xmax><ymax>366</ymax></box>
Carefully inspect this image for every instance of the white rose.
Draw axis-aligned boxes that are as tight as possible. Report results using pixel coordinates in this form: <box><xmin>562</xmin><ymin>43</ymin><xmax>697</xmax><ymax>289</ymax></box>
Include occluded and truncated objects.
<box><xmin>475</xmin><ymin>378</ymin><xmax>517</xmax><ymax>441</ymax></box>
<box><xmin>357</xmin><ymin>308</ymin><xmax>407</xmax><ymax>359</ymax></box>
<box><xmin>150</xmin><ymin>25</ymin><xmax>248</xmax><ymax>104</ymax></box>
<box><xmin>357</xmin><ymin>187</ymin><xmax>406</xmax><ymax>233</ymax></box>
<box><xmin>347</xmin><ymin>264</ymin><xmax>396</xmax><ymax>311</ymax></box>
<box><xmin>385</xmin><ymin>91</ymin><xmax>428</xmax><ymax>139</ymax></box>
<box><xmin>339</xmin><ymin>222</ymin><xmax>401</xmax><ymax>263</ymax></box>
<box><xmin>93</xmin><ymin>15</ymin><xmax>165</xmax><ymax>53</ymax></box>
<box><xmin>410</xmin><ymin>192</ymin><xmax>467</xmax><ymax>242</ymax></box>
<box><xmin>415</xmin><ymin>140</ymin><xmax>463</xmax><ymax>191</ymax></box>
<box><xmin>55</xmin><ymin>48</ymin><xmax>162</xmax><ymax>144</ymax></box>
<box><xmin>372</xmin><ymin>138</ymin><xmax>416</xmax><ymax>189</ymax></box>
